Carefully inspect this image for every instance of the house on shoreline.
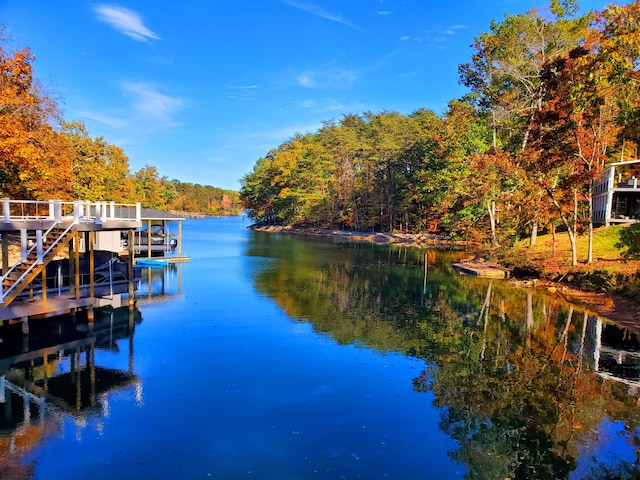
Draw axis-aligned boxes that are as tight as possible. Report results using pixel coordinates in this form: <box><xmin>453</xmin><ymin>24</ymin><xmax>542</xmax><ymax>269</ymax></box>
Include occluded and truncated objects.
<box><xmin>593</xmin><ymin>159</ymin><xmax>640</xmax><ymax>226</ymax></box>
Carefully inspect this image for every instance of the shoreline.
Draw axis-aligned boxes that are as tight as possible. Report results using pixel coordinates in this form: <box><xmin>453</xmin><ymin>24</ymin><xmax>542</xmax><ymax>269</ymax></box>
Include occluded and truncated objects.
<box><xmin>249</xmin><ymin>224</ymin><xmax>469</xmax><ymax>249</ymax></box>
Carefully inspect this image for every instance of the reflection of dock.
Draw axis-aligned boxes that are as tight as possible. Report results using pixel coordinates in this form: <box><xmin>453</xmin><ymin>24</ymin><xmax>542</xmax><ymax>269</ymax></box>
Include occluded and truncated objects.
<box><xmin>587</xmin><ymin>317</ymin><xmax>640</xmax><ymax>388</ymax></box>
<box><xmin>135</xmin><ymin>263</ymin><xmax>183</xmax><ymax>305</ymax></box>
<box><xmin>1</xmin><ymin>306</ymin><xmax>142</xmax><ymax>410</ymax></box>
<box><xmin>0</xmin><ymin>296</ymin><xmax>96</xmax><ymax>323</ymax></box>
<box><xmin>452</xmin><ymin>262</ymin><xmax>510</xmax><ymax>278</ymax></box>
<box><xmin>0</xmin><ymin>306</ymin><xmax>142</xmax><ymax>464</ymax></box>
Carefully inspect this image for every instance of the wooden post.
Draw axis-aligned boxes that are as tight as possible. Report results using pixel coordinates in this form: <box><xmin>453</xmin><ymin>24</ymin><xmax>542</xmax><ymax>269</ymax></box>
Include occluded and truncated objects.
<box><xmin>128</xmin><ymin>229</ymin><xmax>135</xmax><ymax>308</ymax></box>
<box><xmin>177</xmin><ymin>220</ymin><xmax>183</xmax><ymax>256</ymax></box>
<box><xmin>147</xmin><ymin>219</ymin><xmax>152</xmax><ymax>258</ymax></box>
<box><xmin>129</xmin><ymin>307</ymin><xmax>135</xmax><ymax>374</ymax></box>
<box><xmin>74</xmin><ymin>232</ymin><xmax>80</xmax><ymax>300</ymax></box>
<box><xmin>177</xmin><ymin>262</ymin><xmax>182</xmax><ymax>295</ymax></box>
<box><xmin>2</xmin><ymin>198</ymin><xmax>10</xmax><ymax>223</ymax></box>
<box><xmin>89</xmin><ymin>346</ymin><xmax>96</xmax><ymax>407</ymax></box>
<box><xmin>69</xmin><ymin>234</ymin><xmax>75</xmax><ymax>298</ymax></box>
<box><xmin>162</xmin><ymin>220</ymin><xmax>167</xmax><ymax>253</ymax></box>
<box><xmin>20</xmin><ymin>229</ymin><xmax>27</xmax><ymax>262</ymax></box>
<box><xmin>89</xmin><ymin>231</ymin><xmax>95</xmax><ymax>299</ymax></box>
<box><xmin>75</xmin><ymin>347</ymin><xmax>81</xmax><ymax>411</ymax></box>
<box><xmin>41</xmin><ymin>268</ymin><xmax>47</xmax><ymax>304</ymax></box>
<box><xmin>21</xmin><ymin>318</ymin><xmax>29</xmax><ymax>356</ymax></box>
<box><xmin>43</xmin><ymin>354</ymin><xmax>49</xmax><ymax>391</ymax></box>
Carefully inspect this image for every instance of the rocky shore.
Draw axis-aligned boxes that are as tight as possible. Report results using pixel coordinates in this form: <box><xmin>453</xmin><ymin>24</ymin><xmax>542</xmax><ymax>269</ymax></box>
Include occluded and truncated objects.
<box><xmin>249</xmin><ymin>224</ymin><xmax>468</xmax><ymax>248</ymax></box>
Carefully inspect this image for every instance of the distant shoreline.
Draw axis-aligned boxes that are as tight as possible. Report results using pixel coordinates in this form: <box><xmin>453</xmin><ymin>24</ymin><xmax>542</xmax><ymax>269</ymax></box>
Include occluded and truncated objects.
<box><xmin>171</xmin><ymin>211</ymin><xmax>242</xmax><ymax>219</ymax></box>
<box><xmin>249</xmin><ymin>224</ymin><xmax>468</xmax><ymax>249</ymax></box>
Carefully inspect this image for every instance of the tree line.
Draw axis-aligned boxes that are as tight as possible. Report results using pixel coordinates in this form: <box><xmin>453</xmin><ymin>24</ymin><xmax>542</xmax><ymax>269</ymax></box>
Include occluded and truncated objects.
<box><xmin>0</xmin><ymin>33</ymin><xmax>242</xmax><ymax>216</ymax></box>
<box><xmin>240</xmin><ymin>1</ymin><xmax>640</xmax><ymax>265</ymax></box>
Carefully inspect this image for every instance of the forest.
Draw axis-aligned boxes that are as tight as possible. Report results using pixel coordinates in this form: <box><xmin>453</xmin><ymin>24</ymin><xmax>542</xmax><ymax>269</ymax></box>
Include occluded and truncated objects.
<box><xmin>240</xmin><ymin>1</ymin><xmax>640</xmax><ymax>266</ymax></box>
<box><xmin>0</xmin><ymin>35</ymin><xmax>243</xmax><ymax>216</ymax></box>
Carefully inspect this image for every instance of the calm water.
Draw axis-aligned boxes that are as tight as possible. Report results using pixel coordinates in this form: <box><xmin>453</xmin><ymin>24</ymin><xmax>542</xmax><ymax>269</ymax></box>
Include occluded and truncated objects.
<box><xmin>1</xmin><ymin>216</ymin><xmax>639</xmax><ymax>479</ymax></box>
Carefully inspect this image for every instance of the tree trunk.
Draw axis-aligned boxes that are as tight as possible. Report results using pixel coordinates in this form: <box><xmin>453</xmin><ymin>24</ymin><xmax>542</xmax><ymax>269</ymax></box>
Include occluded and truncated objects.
<box><xmin>548</xmin><ymin>189</ymin><xmax>578</xmax><ymax>266</ymax></box>
<box><xmin>587</xmin><ymin>183</ymin><xmax>593</xmax><ymax>264</ymax></box>
<box><xmin>529</xmin><ymin>220</ymin><xmax>538</xmax><ymax>247</ymax></box>
<box><xmin>487</xmin><ymin>200</ymin><xmax>497</xmax><ymax>247</ymax></box>
<box><xmin>491</xmin><ymin>108</ymin><xmax>497</xmax><ymax>150</ymax></box>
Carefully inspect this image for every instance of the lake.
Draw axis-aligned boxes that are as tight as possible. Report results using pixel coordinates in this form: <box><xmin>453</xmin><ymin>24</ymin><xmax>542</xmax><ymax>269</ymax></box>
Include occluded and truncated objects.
<box><xmin>1</xmin><ymin>216</ymin><xmax>639</xmax><ymax>479</ymax></box>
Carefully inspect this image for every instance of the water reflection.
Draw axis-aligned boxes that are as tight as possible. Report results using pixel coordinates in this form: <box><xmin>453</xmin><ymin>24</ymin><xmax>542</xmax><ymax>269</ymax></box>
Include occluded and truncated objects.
<box><xmin>135</xmin><ymin>263</ymin><xmax>183</xmax><ymax>305</ymax></box>
<box><xmin>1</xmin><ymin>223</ymin><xmax>638</xmax><ymax>479</ymax></box>
<box><xmin>247</xmin><ymin>232</ymin><xmax>640</xmax><ymax>479</ymax></box>
<box><xmin>0</xmin><ymin>306</ymin><xmax>142</xmax><ymax>477</ymax></box>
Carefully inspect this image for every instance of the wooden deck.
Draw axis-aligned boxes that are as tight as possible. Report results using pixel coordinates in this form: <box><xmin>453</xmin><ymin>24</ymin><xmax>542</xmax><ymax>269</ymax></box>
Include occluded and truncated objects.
<box><xmin>452</xmin><ymin>262</ymin><xmax>510</xmax><ymax>278</ymax></box>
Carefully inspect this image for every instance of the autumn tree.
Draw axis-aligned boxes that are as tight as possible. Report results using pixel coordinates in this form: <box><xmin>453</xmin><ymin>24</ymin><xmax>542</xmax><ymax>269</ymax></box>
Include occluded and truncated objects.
<box><xmin>130</xmin><ymin>165</ymin><xmax>166</xmax><ymax>208</ymax></box>
<box><xmin>0</xmin><ymin>36</ymin><xmax>73</xmax><ymax>199</ymax></box>
<box><xmin>64</xmin><ymin>121</ymin><xmax>131</xmax><ymax>201</ymax></box>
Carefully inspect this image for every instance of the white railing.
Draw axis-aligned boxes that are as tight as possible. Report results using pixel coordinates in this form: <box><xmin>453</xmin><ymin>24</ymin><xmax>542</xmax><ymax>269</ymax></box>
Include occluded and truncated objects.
<box><xmin>1</xmin><ymin>199</ymin><xmax>141</xmax><ymax>224</ymax></box>
<box><xmin>1</xmin><ymin>199</ymin><xmax>141</xmax><ymax>304</ymax></box>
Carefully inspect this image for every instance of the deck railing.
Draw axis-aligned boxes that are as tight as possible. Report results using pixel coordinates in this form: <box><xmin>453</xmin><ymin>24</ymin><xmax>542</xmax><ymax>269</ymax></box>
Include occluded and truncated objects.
<box><xmin>2</xmin><ymin>199</ymin><xmax>141</xmax><ymax>224</ymax></box>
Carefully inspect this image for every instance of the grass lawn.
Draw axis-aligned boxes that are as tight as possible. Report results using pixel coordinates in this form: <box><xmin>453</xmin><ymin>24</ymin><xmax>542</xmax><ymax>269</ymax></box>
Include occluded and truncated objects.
<box><xmin>513</xmin><ymin>224</ymin><xmax>640</xmax><ymax>276</ymax></box>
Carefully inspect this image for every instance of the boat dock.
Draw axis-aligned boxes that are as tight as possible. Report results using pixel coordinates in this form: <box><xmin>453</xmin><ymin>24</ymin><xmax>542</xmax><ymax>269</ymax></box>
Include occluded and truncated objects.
<box><xmin>0</xmin><ymin>199</ymin><xmax>188</xmax><ymax>325</ymax></box>
<box><xmin>452</xmin><ymin>261</ymin><xmax>511</xmax><ymax>278</ymax></box>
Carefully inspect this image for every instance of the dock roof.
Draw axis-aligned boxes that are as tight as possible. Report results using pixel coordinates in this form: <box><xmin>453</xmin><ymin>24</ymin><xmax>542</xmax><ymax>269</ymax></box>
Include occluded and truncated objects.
<box><xmin>139</xmin><ymin>208</ymin><xmax>186</xmax><ymax>221</ymax></box>
<box><xmin>112</xmin><ymin>207</ymin><xmax>185</xmax><ymax>221</ymax></box>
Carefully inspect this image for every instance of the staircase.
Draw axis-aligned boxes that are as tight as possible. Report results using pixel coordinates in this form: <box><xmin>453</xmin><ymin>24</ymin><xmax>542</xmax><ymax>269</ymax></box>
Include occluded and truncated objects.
<box><xmin>1</xmin><ymin>224</ymin><xmax>76</xmax><ymax>306</ymax></box>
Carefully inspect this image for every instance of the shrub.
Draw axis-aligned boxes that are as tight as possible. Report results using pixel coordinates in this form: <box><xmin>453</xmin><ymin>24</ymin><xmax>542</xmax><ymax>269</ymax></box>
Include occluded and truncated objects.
<box><xmin>616</xmin><ymin>224</ymin><xmax>640</xmax><ymax>260</ymax></box>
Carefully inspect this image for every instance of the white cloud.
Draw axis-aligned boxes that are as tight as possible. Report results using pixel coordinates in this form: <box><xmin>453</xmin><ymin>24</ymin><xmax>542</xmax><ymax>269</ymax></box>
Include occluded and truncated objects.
<box><xmin>281</xmin><ymin>0</ymin><xmax>361</xmax><ymax>30</ymax></box>
<box><xmin>377</xmin><ymin>10</ymin><xmax>392</xmax><ymax>15</ymax></box>
<box><xmin>445</xmin><ymin>25</ymin><xmax>466</xmax><ymax>35</ymax></box>
<box><xmin>94</xmin><ymin>4</ymin><xmax>160</xmax><ymax>42</ymax></box>
<box><xmin>297</xmin><ymin>67</ymin><xmax>357</xmax><ymax>89</ymax></box>
<box><xmin>121</xmin><ymin>82</ymin><xmax>183</xmax><ymax>122</ymax></box>
<box><xmin>298</xmin><ymin>99</ymin><xmax>316</xmax><ymax>108</ymax></box>
<box><xmin>77</xmin><ymin>110</ymin><xmax>126</xmax><ymax>128</ymax></box>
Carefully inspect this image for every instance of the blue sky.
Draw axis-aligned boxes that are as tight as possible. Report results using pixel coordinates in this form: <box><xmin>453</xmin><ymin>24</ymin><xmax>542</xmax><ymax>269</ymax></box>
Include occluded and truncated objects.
<box><xmin>2</xmin><ymin>0</ymin><xmax>608</xmax><ymax>191</ymax></box>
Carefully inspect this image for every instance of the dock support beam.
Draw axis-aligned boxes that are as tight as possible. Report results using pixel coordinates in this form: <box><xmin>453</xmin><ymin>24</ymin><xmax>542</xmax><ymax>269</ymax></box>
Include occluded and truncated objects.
<box><xmin>41</xmin><ymin>269</ymin><xmax>47</xmax><ymax>304</ymax></box>
<box><xmin>128</xmin><ymin>229</ymin><xmax>135</xmax><ymax>308</ymax></box>
<box><xmin>147</xmin><ymin>219</ymin><xmax>152</xmax><ymax>258</ymax></box>
<box><xmin>69</xmin><ymin>234</ymin><xmax>75</xmax><ymax>298</ymax></box>
<box><xmin>74</xmin><ymin>233</ymin><xmax>80</xmax><ymax>300</ymax></box>
<box><xmin>88</xmin><ymin>232</ymin><xmax>95</xmax><ymax>299</ymax></box>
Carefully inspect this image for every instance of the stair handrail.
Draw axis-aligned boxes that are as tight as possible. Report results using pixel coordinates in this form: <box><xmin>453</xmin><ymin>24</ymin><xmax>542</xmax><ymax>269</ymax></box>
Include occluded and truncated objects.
<box><xmin>0</xmin><ymin>221</ymin><xmax>75</xmax><ymax>303</ymax></box>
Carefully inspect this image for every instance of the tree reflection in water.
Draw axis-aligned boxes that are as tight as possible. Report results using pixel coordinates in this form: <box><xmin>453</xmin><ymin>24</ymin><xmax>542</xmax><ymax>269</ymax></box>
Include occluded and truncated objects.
<box><xmin>248</xmin><ymin>233</ymin><xmax>640</xmax><ymax>479</ymax></box>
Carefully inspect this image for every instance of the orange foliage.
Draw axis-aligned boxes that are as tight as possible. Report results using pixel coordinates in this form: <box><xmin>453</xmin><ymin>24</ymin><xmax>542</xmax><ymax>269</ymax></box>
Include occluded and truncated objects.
<box><xmin>0</xmin><ymin>36</ymin><xmax>73</xmax><ymax>199</ymax></box>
